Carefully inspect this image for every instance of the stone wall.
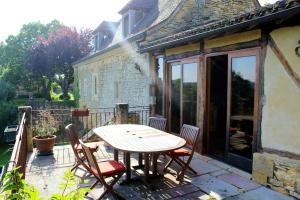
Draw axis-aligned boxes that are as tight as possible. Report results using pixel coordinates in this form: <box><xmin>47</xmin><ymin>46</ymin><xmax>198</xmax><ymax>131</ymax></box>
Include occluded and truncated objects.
<box><xmin>73</xmin><ymin>42</ymin><xmax>152</xmax><ymax>108</ymax></box>
<box><xmin>253</xmin><ymin>153</ymin><xmax>300</xmax><ymax>199</ymax></box>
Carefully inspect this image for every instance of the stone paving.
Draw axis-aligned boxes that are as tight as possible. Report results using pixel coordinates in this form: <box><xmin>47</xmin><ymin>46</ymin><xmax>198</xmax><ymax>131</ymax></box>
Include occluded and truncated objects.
<box><xmin>25</xmin><ymin>144</ymin><xmax>294</xmax><ymax>200</ymax></box>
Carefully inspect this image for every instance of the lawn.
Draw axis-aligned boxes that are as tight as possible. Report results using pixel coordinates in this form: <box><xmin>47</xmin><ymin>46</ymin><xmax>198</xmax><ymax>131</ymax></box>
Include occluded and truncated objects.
<box><xmin>0</xmin><ymin>143</ymin><xmax>12</xmax><ymax>166</ymax></box>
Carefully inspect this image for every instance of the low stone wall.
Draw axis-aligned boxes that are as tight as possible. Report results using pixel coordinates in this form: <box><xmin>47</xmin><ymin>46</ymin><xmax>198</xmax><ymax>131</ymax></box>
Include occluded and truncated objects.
<box><xmin>253</xmin><ymin>152</ymin><xmax>300</xmax><ymax>199</ymax></box>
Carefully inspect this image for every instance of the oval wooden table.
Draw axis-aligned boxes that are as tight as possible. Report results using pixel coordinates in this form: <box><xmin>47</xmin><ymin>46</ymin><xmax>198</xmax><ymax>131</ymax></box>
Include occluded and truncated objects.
<box><xmin>93</xmin><ymin>124</ymin><xmax>186</xmax><ymax>182</ymax></box>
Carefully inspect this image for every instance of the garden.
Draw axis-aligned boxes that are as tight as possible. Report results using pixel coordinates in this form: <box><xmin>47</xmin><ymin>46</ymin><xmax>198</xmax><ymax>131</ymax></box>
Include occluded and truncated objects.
<box><xmin>0</xmin><ymin>19</ymin><xmax>93</xmax><ymax>166</ymax></box>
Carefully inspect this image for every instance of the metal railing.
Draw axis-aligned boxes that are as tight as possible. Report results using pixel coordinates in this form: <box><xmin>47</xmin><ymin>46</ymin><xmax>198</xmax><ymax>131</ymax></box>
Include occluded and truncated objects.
<box><xmin>31</xmin><ymin>106</ymin><xmax>150</xmax><ymax>145</ymax></box>
<box><xmin>7</xmin><ymin>113</ymin><xmax>27</xmax><ymax>178</ymax></box>
<box><xmin>129</xmin><ymin>106</ymin><xmax>150</xmax><ymax>125</ymax></box>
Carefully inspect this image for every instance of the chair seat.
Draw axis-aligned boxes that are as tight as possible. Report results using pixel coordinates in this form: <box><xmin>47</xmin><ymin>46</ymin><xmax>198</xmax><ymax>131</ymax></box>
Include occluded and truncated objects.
<box><xmin>75</xmin><ymin>142</ymin><xmax>99</xmax><ymax>152</ymax></box>
<box><xmin>92</xmin><ymin>160</ymin><xmax>126</xmax><ymax>177</ymax></box>
<box><xmin>169</xmin><ymin>148</ymin><xmax>190</xmax><ymax>156</ymax></box>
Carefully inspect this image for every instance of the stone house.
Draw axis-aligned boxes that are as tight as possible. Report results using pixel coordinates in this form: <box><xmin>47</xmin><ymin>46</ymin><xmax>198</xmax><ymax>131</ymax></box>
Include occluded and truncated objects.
<box><xmin>73</xmin><ymin>0</ymin><xmax>182</xmax><ymax>108</ymax></box>
<box><xmin>73</xmin><ymin>0</ymin><xmax>256</xmax><ymax>109</ymax></box>
<box><xmin>139</xmin><ymin>0</ymin><xmax>300</xmax><ymax>198</ymax></box>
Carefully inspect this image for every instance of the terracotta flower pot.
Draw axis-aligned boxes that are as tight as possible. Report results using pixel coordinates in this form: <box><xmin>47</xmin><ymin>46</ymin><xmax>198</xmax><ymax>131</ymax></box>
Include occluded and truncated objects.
<box><xmin>33</xmin><ymin>135</ymin><xmax>56</xmax><ymax>155</ymax></box>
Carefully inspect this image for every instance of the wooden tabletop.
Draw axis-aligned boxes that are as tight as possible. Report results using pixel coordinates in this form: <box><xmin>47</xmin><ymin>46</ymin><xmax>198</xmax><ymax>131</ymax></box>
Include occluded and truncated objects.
<box><xmin>93</xmin><ymin>124</ymin><xmax>186</xmax><ymax>153</ymax></box>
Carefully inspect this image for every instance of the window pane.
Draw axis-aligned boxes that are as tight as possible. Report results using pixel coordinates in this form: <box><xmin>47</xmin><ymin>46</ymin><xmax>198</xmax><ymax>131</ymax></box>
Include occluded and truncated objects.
<box><xmin>171</xmin><ymin>64</ymin><xmax>181</xmax><ymax>133</ymax></box>
<box><xmin>123</xmin><ymin>15</ymin><xmax>129</xmax><ymax>37</ymax></box>
<box><xmin>183</xmin><ymin>63</ymin><xmax>197</xmax><ymax>126</ymax></box>
<box><xmin>155</xmin><ymin>57</ymin><xmax>164</xmax><ymax>116</ymax></box>
<box><xmin>230</xmin><ymin>56</ymin><xmax>256</xmax><ymax>159</ymax></box>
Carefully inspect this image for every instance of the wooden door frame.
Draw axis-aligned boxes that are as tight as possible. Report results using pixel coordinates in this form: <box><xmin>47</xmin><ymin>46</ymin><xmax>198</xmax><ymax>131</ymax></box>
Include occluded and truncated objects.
<box><xmin>204</xmin><ymin>47</ymin><xmax>261</xmax><ymax>166</ymax></box>
<box><xmin>166</xmin><ymin>56</ymin><xmax>200</xmax><ymax>133</ymax></box>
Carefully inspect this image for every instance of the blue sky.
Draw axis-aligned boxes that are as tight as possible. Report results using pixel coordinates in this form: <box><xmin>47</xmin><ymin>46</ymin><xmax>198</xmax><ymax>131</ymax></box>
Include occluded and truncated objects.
<box><xmin>0</xmin><ymin>0</ymin><xmax>277</xmax><ymax>42</ymax></box>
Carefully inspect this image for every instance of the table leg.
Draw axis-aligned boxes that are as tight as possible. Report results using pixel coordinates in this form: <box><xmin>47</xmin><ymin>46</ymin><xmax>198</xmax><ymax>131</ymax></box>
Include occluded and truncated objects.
<box><xmin>144</xmin><ymin>153</ymin><xmax>150</xmax><ymax>181</ymax></box>
<box><xmin>124</xmin><ymin>152</ymin><xmax>131</xmax><ymax>181</ymax></box>
<box><xmin>138</xmin><ymin>153</ymin><xmax>143</xmax><ymax>167</ymax></box>
<box><xmin>114</xmin><ymin>149</ymin><xmax>118</xmax><ymax>162</ymax></box>
<box><xmin>152</xmin><ymin>153</ymin><xmax>159</xmax><ymax>176</ymax></box>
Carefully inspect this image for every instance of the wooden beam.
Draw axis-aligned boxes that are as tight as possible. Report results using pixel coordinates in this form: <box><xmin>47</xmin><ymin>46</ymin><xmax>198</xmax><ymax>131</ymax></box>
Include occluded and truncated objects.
<box><xmin>269</xmin><ymin>36</ymin><xmax>300</xmax><ymax>90</ymax></box>
<box><xmin>204</xmin><ymin>40</ymin><xmax>260</xmax><ymax>54</ymax></box>
<box><xmin>263</xmin><ymin>148</ymin><xmax>300</xmax><ymax>160</ymax></box>
<box><xmin>256</xmin><ymin>30</ymin><xmax>269</xmax><ymax>153</ymax></box>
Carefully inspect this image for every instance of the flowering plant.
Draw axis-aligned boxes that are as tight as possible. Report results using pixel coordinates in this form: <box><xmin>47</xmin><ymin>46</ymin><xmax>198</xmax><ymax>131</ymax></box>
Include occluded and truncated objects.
<box><xmin>34</xmin><ymin>110</ymin><xmax>58</xmax><ymax>138</ymax></box>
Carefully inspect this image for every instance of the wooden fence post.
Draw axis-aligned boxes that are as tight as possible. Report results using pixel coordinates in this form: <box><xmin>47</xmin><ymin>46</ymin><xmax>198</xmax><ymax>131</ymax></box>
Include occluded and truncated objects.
<box><xmin>115</xmin><ymin>103</ymin><xmax>128</xmax><ymax>124</ymax></box>
<box><xmin>18</xmin><ymin>106</ymin><xmax>33</xmax><ymax>152</ymax></box>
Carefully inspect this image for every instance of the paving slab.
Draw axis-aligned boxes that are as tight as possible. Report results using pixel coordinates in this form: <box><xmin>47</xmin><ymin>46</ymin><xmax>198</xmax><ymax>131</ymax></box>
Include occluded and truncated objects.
<box><xmin>226</xmin><ymin>187</ymin><xmax>294</xmax><ymax>200</ymax></box>
<box><xmin>210</xmin><ymin>169</ymin><xmax>230</xmax><ymax>177</ymax></box>
<box><xmin>218</xmin><ymin>173</ymin><xmax>260</xmax><ymax>191</ymax></box>
<box><xmin>227</xmin><ymin>167</ymin><xmax>252</xmax><ymax>180</ymax></box>
<box><xmin>166</xmin><ymin>184</ymin><xmax>200</xmax><ymax>198</ymax></box>
<box><xmin>172</xmin><ymin>191</ymin><xmax>213</xmax><ymax>200</ymax></box>
<box><xmin>207</xmin><ymin>159</ymin><xmax>232</xmax><ymax>169</ymax></box>
<box><xmin>191</xmin><ymin>174</ymin><xmax>240</xmax><ymax>199</ymax></box>
<box><xmin>190</xmin><ymin>159</ymin><xmax>221</xmax><ymax>175</ymax></box>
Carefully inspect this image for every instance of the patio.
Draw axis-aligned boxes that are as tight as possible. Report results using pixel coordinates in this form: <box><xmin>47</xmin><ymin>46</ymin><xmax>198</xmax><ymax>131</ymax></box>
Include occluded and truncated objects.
<box><xmin>25</xmin><ymin>143</ymin><xmax>292</xmax><ymax>200</ymax></box>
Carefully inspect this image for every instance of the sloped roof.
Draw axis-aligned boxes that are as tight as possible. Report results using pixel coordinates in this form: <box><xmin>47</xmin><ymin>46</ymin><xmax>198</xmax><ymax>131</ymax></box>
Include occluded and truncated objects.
<box><xmin>119</xmin><ymin>0</ymin><xmax>157</xmax><ymax>14</ymax></box>
<box><xmin>139</xmin><ymin>0</ymin><xmax>300</xmax><ymax>53</ymax></box>
<box><xmin>73</xmin><ymin>0</ymin><xmax>183</xmax><ymax>65</ymax></box>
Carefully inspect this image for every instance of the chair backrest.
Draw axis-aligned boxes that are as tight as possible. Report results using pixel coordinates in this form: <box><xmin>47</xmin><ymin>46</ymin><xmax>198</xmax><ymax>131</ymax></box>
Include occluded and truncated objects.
<box><xmin>65</xmin><ymin>124</ymin><xmax>80</xmax><ymax>146</ymax></box>
<box><xmin>79</xmin><ymin>140</ymin><xmax>102</xmax><ymax>177</ymax></box>
<box><xmin>65</xmin><ymin>124</ymin><xmax>82</xmax><ymax>160</ymax></box>
<box><xmin>180</xmin><ymin>124</ymin><xmax>200</xmax><ymax>151</ymax></box>
<box><xmin>148</xmin><ymin>117</ymin><xmax>167</xmax><ymax>131</ymax></box>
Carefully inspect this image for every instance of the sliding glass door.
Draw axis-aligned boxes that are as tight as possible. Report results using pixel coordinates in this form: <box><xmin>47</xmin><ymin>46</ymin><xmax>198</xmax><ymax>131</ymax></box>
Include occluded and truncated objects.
<box><xmin>206</xmin><ymin>49</ymin><xmax>259</xmax><ymax>171</ymax></box>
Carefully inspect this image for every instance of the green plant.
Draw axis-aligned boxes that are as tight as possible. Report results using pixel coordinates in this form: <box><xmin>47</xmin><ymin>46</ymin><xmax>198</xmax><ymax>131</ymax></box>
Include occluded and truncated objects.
<box><xmin>104</xmin><ymin>116</ymin><xmax>116</xmax><ymax>126</ymax></box>
<box><xmin>50</xmin><ymin>170</ymin><xmax>90</xmax><ymax>200</ymax></box>
<box><xmin>0</xmin><ymin>168</ymin><xmax>90</xmax><ymax>200</ymax></box>
<box><xmin>33</xmin><ymin>110</ymin><xmax>58</xmax><ymax>138</ymax></box>
<box><xmin>0</xmin><ymin>167</ymin><xmax>43</xmax><ymax>200</ymax></box>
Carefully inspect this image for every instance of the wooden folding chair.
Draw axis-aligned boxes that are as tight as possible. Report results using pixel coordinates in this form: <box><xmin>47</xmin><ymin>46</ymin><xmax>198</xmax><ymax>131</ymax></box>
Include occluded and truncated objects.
<box><xmin>79</xmin><ymin>140</ymin><xmax>126</xmax><ymax>199</ymax></box>
<box><xmin>163</xmin><ymin>124</ymin><xmax>200</xmax><ymax>182</ymax></box>
<box><xmin>65</xmin><ymin>124</ymin><xmax>100</xmax><ymax>172</ymax></box>
<box><xmin>148</xmin><ymin>117</ymin><xmax>167</xmax><ymax>131</ymax></box>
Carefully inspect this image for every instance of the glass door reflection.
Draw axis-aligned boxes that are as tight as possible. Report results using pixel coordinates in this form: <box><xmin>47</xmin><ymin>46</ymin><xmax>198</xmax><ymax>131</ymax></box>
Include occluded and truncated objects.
<box><xmin>170</xmin><ymin>62</ymin><xmax>198</xmax><ymax>134</ymax></box>
<box><xmin>229</xmin><ymin>56</ymin><xmax>256</xmax><ymax>160</ymax></box>
<box><xmin>183</xmin><ymin>63</ymin><xmax>198</xmax><ymax>126</ymax></box>
<box><xmin>171</xmin><ymin>64</ymin><xmax>181</xmax><ymax>133</ymax></box>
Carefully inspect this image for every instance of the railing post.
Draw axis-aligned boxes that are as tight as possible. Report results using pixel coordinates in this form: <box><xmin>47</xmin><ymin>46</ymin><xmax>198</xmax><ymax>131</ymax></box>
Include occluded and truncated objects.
<box><xmin>115</xmin><ymin>103</ymin><xmax>128</xmax><ymax>124</ymax></box>
<box><xmin>150</xmin><ymin>104</ymin><xmax>155</xmax><ymax>117</ymax></box>
<box><xmin>18</xmin><ymin>106</ymin><xmax>33</xmax><ymax>152</ymax></box>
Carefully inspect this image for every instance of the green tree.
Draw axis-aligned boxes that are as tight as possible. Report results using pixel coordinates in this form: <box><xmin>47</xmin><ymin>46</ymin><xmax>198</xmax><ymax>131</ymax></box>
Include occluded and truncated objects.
<box><xmin>0</xmin><ymin>20</ymin><xmax>63</xmax><ymax>89</ymax></box>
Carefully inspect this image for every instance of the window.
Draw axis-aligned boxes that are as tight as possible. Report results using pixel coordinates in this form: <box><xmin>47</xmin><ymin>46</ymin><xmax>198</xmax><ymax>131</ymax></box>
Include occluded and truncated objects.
<box><xmin>134</xmin><ymin>10</ymin><xmax>144</xmax><ymax>25</ymax></box>
<box><xmin>123</xmin><ymin>15</ymin><xmax>130</xmax><ymax>37</ymax></box>
<box><xmin>83</xmin><ymin>79</ymin><xmax>87</xmax><ymax>97</ymax></box>
<box><xmin>93</xmin><ymin>75</ymin><xmax>97</xmax><ymax>96</ymax></box>
<box><xmin>114</xmin><ymin>81</ymin><xmax>119</xmax><ymax>99</ymax></box>
<box><xmin>94</xmin><ymin>35</ymin><xmax>99</xmax><ymax>51</ymax></box>
<box><xmin>155</xmin><ymin>57</ymin><xmax>164</xmax><ymax>116</ymax></box>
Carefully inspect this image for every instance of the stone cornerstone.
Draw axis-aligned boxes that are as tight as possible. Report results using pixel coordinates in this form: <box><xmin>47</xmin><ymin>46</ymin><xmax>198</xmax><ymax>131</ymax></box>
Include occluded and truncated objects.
<box><xmin>253</xmin><ymin>153</ymin><xmax>300</xmax><ymax>199</ymax></box>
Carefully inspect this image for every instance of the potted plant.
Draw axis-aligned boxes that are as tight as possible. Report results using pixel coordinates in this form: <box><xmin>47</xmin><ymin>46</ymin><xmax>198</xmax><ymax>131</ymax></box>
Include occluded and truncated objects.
<box><xmin>33</xmin><ymin>110</ymin><xmax>58</xmax><ymax>155</ymax></box>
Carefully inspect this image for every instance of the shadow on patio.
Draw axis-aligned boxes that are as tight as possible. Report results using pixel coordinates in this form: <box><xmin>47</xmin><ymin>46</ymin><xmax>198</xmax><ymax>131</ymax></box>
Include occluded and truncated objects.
<box><xmin>25</xmin><ymin>143</ymin><xmax>292</xmax><ymax>200</ymax></box>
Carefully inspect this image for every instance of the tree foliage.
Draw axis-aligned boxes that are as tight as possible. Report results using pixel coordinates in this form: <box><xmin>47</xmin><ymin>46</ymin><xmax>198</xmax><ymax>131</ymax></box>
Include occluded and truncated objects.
<box><xmin>26</xmin><ymin>27</ymin><xmax>92</xmax><ymax>99</ymax></box>
<box><xmin>0</xmin><ymin>20</ymin><xmax>63</xmax><ymax>90</ymax></box>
